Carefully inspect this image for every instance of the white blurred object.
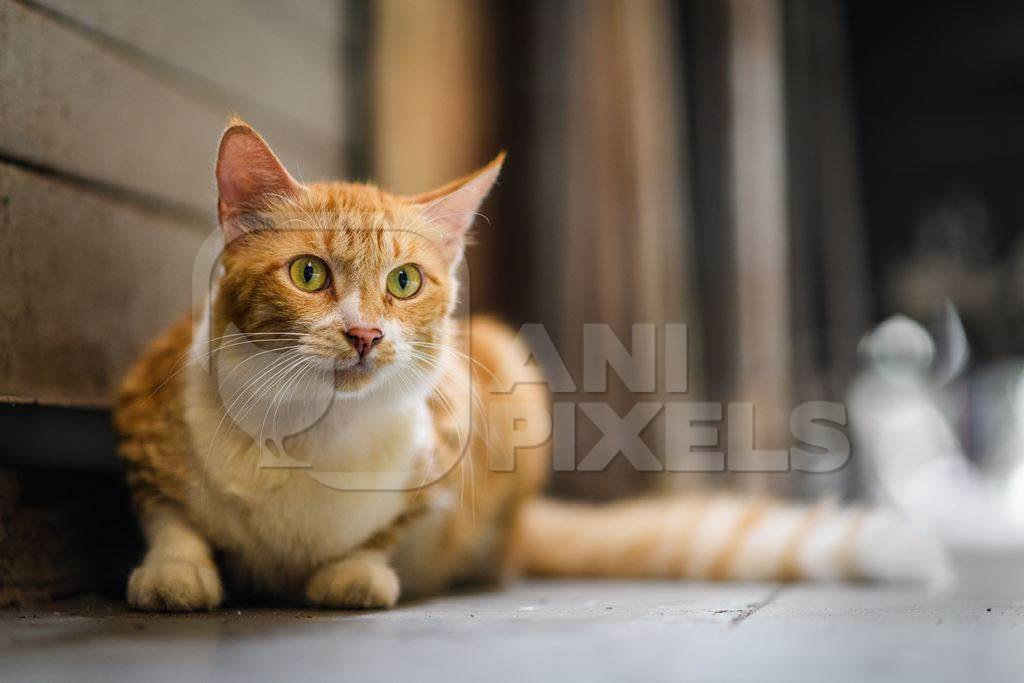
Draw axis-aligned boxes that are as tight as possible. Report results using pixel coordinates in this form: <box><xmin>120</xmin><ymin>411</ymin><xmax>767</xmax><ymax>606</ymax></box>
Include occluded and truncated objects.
<box><xmin>849</xmin><ymin>304</ymin><xmax>1024</xmax><ymax>550</ymax></box>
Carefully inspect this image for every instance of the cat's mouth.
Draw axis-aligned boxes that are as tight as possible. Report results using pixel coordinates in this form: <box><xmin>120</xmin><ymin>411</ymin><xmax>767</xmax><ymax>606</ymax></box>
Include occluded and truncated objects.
<box><xmin>332</xmin><ymin>355</ymin><xmax>381</xmax><ymax>392</ymax></box>
<box><xmin>336</xmin><ymin>356</ymin><xmax>373</xmax><ymax>372</ymax></box>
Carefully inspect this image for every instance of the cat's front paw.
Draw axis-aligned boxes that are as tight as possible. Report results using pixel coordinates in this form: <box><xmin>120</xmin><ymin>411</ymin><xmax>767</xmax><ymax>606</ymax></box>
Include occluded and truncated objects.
<box><xmin>306</xmin><ymin>555</ymin><xmax>400</xmax><ymax>609</ymax></box>
<box><xmin>127</xmin><ymin>559</ymin><xmax>224</xmax><ymax>612</ymax></box>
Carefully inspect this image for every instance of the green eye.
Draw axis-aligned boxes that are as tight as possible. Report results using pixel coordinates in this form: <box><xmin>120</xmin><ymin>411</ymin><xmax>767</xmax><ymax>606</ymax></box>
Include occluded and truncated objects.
<box><xmin>386</xmin><ymin>264</ymin><xmax>423</xmax><ymax>299</ymax></box>
<box><xmin>289</xmin><ymin>256</ymin><xmax>329</xmax><ymax>292</ymax></box>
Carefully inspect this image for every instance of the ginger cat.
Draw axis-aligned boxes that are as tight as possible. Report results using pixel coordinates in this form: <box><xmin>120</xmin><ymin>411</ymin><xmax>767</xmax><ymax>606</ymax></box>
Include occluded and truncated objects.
<box><xmin>114</xmin><ymin>121</ymin><xmax>944</xmax><ymax>611</ymax></box>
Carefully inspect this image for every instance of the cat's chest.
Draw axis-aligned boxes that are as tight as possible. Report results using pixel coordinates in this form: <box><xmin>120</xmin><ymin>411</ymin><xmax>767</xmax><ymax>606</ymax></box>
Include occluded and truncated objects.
<box><xmin>258</xmin><ymin>406</ymin><xmax>428</xmax><ymax>542</ymax></box>
<box><xmin>192</xmin><ymin>396</ymin><xmax>433</xmax><ymax>566</ymax></box>
<box><xmin>247</xmin><ymin>473</ymin><xmax>409</xmax><ymax>565</ymax></box>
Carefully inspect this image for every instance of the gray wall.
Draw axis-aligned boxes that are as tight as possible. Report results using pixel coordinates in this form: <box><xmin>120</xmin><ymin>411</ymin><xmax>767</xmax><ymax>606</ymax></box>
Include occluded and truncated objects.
<box><xmin>0</xmin><ymin>0</ymin><xmax>354</xmax><ymax>408</ymax></box>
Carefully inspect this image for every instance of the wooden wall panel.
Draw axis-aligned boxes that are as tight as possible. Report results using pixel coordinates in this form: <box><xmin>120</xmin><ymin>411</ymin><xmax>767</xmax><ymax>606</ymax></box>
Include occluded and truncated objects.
<box><xmin>0</xmin><ymin>0</ymin><xmax>342</xmax><ymax>216</ymax></box>
<box><xmin>34</xmin><ymin>0</ymin><xmax>346</xmax><ymax>148</ymax></box>
<box><xmin>0</xmin><ymin>0</ymin><xmax>352</xmax><ymax>408</ymax></box>
<box><xmin>0</xmin><ymin>162</ymin><xmax>204</xmax><ymax>407</ymax></box>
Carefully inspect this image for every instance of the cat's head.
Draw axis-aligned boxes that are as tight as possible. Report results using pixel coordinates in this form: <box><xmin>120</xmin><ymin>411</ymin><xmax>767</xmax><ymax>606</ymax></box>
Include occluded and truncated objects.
<box><xmin>211</xmin><ymin>120</ymin><xmax>502</xmax><ymax>398</ymax></box>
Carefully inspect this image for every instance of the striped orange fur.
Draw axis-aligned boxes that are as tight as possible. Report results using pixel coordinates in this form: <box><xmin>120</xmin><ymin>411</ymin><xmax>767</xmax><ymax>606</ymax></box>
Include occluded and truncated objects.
<box><xmin>515</xmin><ymin>496</ymin><xmax>943</xmax><ymax>584</ymax></box>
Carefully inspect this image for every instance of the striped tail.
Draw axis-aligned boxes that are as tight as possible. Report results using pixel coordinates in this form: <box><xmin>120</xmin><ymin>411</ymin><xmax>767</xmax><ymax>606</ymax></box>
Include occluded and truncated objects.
<box><xmin>516</xmin><ymin>495</ymin><xmax>949</xmax><ymax>584</ymax></box>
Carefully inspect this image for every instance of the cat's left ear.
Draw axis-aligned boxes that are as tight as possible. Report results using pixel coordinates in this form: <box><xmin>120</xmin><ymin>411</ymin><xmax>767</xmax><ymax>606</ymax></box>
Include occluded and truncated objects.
<box><xmin>407</xmin><ymin>152</ymin><xmax>505</xmax><ymax>265</ymax></box>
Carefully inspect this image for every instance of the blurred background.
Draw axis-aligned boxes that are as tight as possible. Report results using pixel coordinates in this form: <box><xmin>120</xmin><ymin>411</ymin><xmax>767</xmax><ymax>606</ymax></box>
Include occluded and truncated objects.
<box><xmin>5</xmin><ymin>0</ymin><xmax>1024</xmax><ymax>602</ymax></box>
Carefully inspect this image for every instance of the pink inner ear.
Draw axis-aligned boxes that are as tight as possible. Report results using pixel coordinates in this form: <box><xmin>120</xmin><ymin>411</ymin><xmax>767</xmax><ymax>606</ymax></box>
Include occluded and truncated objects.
<box><xmin>216</xmin><ymin>126</ymin><xmax>302</xmax><ymax>230</ymax></box>
<box><xmin>413</xmin><ymin>153</ymin><xmax>505</xmax><ymax>259</ymax></box>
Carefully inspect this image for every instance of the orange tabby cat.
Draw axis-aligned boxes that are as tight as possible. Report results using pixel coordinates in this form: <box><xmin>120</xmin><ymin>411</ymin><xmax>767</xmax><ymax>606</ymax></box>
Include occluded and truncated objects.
<box><xmin>114</xmin><ymin>121</ymin><xmax>945</xmax><ymax>611</ymax></box>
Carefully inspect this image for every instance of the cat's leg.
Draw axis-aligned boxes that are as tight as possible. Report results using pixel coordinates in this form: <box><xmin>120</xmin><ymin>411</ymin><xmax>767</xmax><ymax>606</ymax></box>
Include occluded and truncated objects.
<box><xmin>306</xmin><ymin>548</ymin><xmax>400</xmax><ymax>609</ymax></box>
<box><xmin>127</xmin><ymin>505</ymin><xmax>224</xmax><ymax>612</ymax></box>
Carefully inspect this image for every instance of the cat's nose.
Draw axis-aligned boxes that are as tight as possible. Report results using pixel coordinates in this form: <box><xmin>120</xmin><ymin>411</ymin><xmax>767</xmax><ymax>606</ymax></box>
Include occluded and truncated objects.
<box><xmin>345</xmin><ymin>327</ymin><xmax>383</xmax><ymax>358</ymax></box>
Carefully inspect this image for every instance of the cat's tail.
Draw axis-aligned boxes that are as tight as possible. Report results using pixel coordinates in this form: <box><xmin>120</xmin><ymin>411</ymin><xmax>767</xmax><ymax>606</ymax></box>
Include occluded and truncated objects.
<box><xmin>515</xmin><ymin>495</ymin><xmax>950</xmax><ymax>585</ymax></box>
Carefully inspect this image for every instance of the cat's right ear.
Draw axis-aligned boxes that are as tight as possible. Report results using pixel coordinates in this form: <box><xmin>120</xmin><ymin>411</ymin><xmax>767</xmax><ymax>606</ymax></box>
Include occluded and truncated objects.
<box><xmin>216</xmin><ymin>120</ymin><xmax>304</xmax><ymax>243</ymax></box>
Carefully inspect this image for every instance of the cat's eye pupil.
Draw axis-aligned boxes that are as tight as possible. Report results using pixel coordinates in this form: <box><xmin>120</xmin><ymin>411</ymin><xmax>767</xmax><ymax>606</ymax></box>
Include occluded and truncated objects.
<box><xmin>386</xmin><ymin>263</ymin><xmax>421</xmax><ymax>299</ymax></box>
<box><xmin>289</xmin><ymin>257</ymin><xmax>327</xmax><ymax>292</ymax></box>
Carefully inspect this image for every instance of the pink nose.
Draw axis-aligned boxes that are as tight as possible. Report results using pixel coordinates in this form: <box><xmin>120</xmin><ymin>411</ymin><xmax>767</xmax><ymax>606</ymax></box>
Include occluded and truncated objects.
<box><xmin>345</xmin><ymin>327</ymin><xmax>383</xmax><ymax>358</ymax></box>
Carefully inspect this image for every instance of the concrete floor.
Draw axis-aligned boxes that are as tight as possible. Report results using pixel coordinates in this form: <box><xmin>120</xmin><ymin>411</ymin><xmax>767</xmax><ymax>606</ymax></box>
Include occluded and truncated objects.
<box><xmin>2</xmin><ymin>567</ymin><xmax>1022</xmax><ymax>682</ymax></box>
